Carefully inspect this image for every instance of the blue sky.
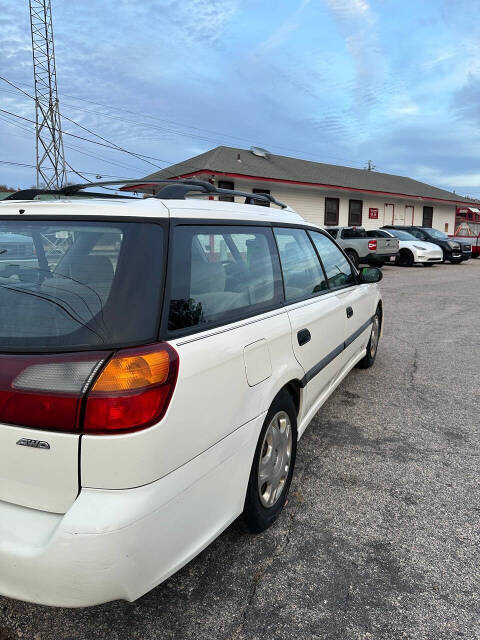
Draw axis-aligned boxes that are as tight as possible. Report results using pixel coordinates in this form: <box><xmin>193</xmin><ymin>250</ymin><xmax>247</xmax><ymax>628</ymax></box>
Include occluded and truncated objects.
<box><xmin>0</xmin><ymin>0</ymin><xmax>479</xmax><ymax>196</ymax></box>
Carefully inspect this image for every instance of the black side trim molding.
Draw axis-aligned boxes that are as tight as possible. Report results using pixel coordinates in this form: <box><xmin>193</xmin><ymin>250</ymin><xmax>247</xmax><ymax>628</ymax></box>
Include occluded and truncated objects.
<box><xmin>300</xmin><ymin>315</ymin><xmax>375</xmax><ymax>387</ymax></box>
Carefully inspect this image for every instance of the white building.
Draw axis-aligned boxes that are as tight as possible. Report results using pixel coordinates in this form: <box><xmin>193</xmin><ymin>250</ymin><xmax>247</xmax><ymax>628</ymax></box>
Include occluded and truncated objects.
<box><xmin>141</xmin><ymin>146</ymin><xmax>474</xmax><ymax>233</ymax></box>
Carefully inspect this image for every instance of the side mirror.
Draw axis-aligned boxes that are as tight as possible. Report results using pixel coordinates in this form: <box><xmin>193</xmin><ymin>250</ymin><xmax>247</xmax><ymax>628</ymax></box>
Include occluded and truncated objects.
<box><xmin>359</xmin><ymin>266</ymin><xmax>383</xmax><ymax>283</ymax></box>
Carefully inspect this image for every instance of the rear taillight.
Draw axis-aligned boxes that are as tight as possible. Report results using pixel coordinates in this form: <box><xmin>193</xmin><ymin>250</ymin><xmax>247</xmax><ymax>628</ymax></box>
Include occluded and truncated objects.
<box><xmin>368</xmin><ymin>240</ymin><xmax>377</xmax><ymax>250</ymax></box>
<box><xmin>84</xmin><ymin>343</ymin><xmax>178</xmax><ymax>433</ymax></box>
<box><xmin>0</xmin><ymin>343</ymin><xmax>178</xmax><ymax>434</ymax></box>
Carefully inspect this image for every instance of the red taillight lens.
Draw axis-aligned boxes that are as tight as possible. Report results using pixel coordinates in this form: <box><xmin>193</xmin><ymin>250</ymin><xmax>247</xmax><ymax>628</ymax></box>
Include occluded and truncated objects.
<box><xmin>368</xmin><ymin>240</ymin><xmax>377</xmax><ymax>250</ymax></box>
<box><xmin>0</xmin><ymin>343</ymin><xmax>178</xmax><ymax>434</ymax></box>
<box><xmin>0</xmin><ymin>352</ymin><xmax>109</xmax><ymax>432</ymax></box>
<box><xmin>83</xmin><ymin>343</ymin><xmax>179</xmax><ymax>433</ymax></box>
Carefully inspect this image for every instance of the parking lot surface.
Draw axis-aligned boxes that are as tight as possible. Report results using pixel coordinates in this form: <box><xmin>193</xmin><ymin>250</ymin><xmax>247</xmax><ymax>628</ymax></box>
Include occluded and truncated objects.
<box><xmin>1</xmin><ymin>261</ymin><xmax>479</xmax><ymax>640</ymax></box>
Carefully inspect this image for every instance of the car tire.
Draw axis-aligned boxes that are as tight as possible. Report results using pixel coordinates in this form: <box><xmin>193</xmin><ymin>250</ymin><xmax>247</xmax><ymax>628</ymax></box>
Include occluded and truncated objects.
<box><xmin>472</xmin><ymin>253</ymin><xmax>479</xmax><ymax>259</ymax></box>
<box><xmin>356</xmin><ymin>309</ymin><xmax>381</xmax><ymax>369</ymax></box>
<box><xmin>345</xmin><ymin>250</ymin><xmax>359</xmax><ymax>268</ymax></box>
<box><xmin>396</xmin><ymin>249</ymin><xmax>414</xmax><ymax>267</ymax></box>
<box><xmin>240</xmin><ymin>390</ymin><xmax>297</xmax><ymax>534</ymax></box>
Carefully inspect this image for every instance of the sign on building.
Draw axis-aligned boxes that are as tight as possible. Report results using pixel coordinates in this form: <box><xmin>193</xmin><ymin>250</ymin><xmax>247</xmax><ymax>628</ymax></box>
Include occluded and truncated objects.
<box><xmin>368</xmin><ymin>208</ymin><xmax>379</xmax><ymax>219</ymax></box>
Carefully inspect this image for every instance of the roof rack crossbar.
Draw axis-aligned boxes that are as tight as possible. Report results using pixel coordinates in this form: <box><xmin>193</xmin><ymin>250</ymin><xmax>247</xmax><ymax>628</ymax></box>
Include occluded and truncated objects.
<box><xmin>2</xmin><ymin>179</ymin><xmax>288</xmax><ymax>209</ymax></box>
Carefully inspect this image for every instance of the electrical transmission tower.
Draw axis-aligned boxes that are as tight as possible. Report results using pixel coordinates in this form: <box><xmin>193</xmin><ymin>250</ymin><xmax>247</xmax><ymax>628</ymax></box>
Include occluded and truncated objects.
<box><xmin>29</xmin><ymin>0</ymin><xmax>67</xmax><ymax>189</ymax></box>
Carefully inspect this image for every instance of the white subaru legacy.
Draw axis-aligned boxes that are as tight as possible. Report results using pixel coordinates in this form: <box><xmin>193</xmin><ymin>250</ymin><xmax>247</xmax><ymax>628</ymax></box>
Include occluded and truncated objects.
<box><xmin>366</xmin><ymin>228</ymin><xmax>443</xmax><ymax>266</ymax></box>
<box><xmin>0</xmin><ymin>180</ymin><xmax>383</xmax><ymax>607</ymax></box>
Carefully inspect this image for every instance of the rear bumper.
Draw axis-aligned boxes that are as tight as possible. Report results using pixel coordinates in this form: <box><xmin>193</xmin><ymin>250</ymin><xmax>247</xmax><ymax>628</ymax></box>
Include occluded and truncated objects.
<box><xmin>0</xmin><ymin>413</ymin><xmax>263</xmax><ymax>607</ymax></box>
<box><xmin>363</xmin><ymin>253</ymin><xmax>397</xmax><ymax>265</ymax></box>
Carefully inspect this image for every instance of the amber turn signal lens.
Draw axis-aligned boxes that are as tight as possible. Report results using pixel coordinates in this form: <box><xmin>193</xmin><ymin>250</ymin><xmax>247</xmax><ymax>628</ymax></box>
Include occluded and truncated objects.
<box><xmin>92</xmin><ymin>349</ymin><xmax>171</xmax><ymax>393</ymax></box>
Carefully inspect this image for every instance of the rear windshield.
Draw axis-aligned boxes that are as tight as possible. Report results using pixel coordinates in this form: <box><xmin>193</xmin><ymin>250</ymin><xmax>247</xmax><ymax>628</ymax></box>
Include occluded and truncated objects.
<box><xmin>0</xmin><ymin>220</ymin><xmax>165</xmax><ymax>352</ymax></box>
<box><xmin>342</xmin><ymin>228</ymin><xmax>367</xmax><ymax>239</ymax></box>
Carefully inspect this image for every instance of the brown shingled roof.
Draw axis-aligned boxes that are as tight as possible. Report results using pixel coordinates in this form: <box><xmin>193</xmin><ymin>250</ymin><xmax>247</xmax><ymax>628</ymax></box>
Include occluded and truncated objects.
<box><xmin>142</xmin><ymin>146</ymin><xmax>473</xmax><ymax>203</ymax></box>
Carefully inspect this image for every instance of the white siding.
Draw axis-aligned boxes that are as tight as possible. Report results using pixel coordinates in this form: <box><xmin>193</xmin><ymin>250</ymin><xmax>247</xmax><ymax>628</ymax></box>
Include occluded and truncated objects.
<box><xmin>209</xmin><ymin>175</ymin><xmax>457</xmax><ymax>233</ymax></box>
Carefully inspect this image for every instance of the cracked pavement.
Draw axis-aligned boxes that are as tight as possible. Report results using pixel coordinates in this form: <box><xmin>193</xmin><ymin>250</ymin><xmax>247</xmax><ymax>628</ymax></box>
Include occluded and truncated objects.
<box><xmin>1</xmin><ymin>261</ymin><xmax>479</xmax><ymax>640</ymax></box>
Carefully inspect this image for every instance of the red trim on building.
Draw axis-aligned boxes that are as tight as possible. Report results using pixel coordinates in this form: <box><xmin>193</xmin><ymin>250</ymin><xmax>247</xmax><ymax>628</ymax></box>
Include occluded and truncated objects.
<box><xmin>167</xmin><ymin>170</ymin><xmax>473</xmax><ymax>206</ymax></box>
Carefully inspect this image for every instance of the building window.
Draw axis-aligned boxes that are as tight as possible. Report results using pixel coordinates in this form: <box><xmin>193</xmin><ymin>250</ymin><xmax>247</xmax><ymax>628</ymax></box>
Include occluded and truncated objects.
<box><xmin>422</xmin><ymin>206</ymin><xmax>433</xmax><ymax>228</ymax></box>
<box><xmin>252</xmin><ymin>188</ymin><xmax>270</xmax><ymax>207</ymax></box>
<box><xmin>324</xmin><ymin>197</ymin><xmax>339</xmax><ymax>226</ymax></box>
<box><xmin>218</xmin><ymin>180</ymin><xmax>234</xmax><ymax>202</ymax></box>
<box><xmin>348</xmin><ymin>199</ymin><xmax>363</xmax><ymax>226</ymax></box>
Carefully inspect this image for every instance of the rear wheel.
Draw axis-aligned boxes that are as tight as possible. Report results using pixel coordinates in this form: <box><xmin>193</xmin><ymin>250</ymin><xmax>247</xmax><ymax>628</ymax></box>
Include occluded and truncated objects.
<box><xmin>240</xmin><ymin>390</ymin><xmax>297</xmax><ymax>533</ymax></box>
<box><xmin>345</xmin><ymin>250</ymin><xmax>359</xmax><ymax>268</ymax></box>
<box><xmin>472</xmin><ymin>253</ymin><xmax>479</xmax><ymax>259</ymax></box>
<box><xmin>396</xmin><ymin>249</ymin><xmax>414</xmax><ymax>267</ymax></box>
<box><xmin>356</xmin><ymin>310</ymin><xmax>381</xmax><ymax>369</ymax></box>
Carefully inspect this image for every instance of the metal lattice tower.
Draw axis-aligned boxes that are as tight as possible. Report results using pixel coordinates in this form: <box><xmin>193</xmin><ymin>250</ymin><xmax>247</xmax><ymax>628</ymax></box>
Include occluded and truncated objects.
<box><xmin>29</xmin><ymin>0</ymin><xmax>67</xmax><ymax>189</ymax></box>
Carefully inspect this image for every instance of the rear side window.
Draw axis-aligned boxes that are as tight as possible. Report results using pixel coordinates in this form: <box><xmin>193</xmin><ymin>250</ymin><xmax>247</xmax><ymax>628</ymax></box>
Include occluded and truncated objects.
<box><xmin>342</xmin><ymin>228</ymin><xmax>367</xmax><ymax>239</ymax></box>
<box><xmin>274</xmin><ymin>228</ymin><xmax>327</xmax><ymax>301</ymax></box>
<box><xmin>167</xmin><ymin>226</ymin><xmax>282</xmax><ymax>332</ymax></box>
<box><xmin>0</xmin><ymin>220</ymin><xmax>165</xmax><ymax>351</ymax></box>
<box><xmin>309</xmin><ymin>231</ymin><xmax>356</xmax><ymax>289</ymax></box>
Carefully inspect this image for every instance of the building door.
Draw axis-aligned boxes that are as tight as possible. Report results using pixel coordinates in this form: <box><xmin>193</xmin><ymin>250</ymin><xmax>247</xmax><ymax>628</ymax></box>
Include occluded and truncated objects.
<box><xmin>385</xmin><ymin>203</ymin><xmax>394</xmax><ymax>225</ymax></box>
<box><xmin>405</xmin><ymin>205</ymin><xmax>415</xmax><ymax>225</ymax></box>
<box><xmin>393</xmin><ymin>204</ymin><xmax>405</xmax><ymax>224</ymax></box>
<box><xmin>423</xmin><ymin>206</ymin><xmax>433</xmax><ymax>227</ymax></box>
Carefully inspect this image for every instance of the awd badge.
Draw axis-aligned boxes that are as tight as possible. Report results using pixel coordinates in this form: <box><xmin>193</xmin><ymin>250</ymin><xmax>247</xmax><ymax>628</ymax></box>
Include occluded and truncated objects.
<box><xmin>16</xmin><ymin>438</ymin><xmax>50</xmax><ymax>450</ymax></box>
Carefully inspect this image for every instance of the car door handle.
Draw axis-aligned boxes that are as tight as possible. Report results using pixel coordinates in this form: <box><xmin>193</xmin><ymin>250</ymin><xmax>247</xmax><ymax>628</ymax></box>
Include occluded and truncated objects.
<box><xmin>297</xmin><ymin>329</ymin><xmax>311</xmax><ymax>346</ymax></box>
<box><xmin>346</xmin><ymin>306</ymin><xmax>353</xmax><ymax>318</ymax></box>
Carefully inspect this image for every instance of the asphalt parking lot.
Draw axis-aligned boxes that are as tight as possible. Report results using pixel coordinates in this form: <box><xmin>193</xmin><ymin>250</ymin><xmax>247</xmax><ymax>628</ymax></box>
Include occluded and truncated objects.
<box><xmin>1</xmin><ymin>260</ymin><xmax>479</xmax><ymax>640</ymax></box>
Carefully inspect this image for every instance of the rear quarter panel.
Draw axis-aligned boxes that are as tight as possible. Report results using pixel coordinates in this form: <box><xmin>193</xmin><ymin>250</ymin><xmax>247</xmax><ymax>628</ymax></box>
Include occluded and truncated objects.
<box><xmin>80</xmin><ymin>310</ymin><xmax>304</xmax><ymax>489</ymax></box>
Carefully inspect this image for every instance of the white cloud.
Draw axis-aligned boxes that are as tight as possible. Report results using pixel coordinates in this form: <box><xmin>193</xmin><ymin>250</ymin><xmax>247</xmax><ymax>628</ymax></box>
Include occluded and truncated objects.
<box><xmin>322</xmin><ymin>0</ymin><xmax>385</xmax><ymax>117</ymax></box>
<box><xmin>255</xmin><ymin>0</ymin><xmax>312</xmax><ymax>53</ymax></box>
<box><xmin>325</xmin><ymin>0</ymin><xmax>370</xmax><ymax>17</ymax></box>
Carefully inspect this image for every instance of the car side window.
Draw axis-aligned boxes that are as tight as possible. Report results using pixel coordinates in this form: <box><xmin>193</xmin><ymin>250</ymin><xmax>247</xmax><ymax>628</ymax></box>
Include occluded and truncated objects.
<box><xmin>409</xmin><ymin>229</ymin><xmax>424</xmax><ymax>240</ymax></box>
<box><xmin>274</xmin><ymin>228</ymin><xmax>327</xmax><ymax>301</ymax></box>
<box><xmin>167</xmin><ymin>225</ymin><xmax>282</xmax><ymax>332</ymax></box>
<box><xmin>325</xmin><ymin>228</ymin><xmax>338</xmax><ymax>239</ymax></box>
<box><xmin>309</xmin><ymin>231</ymin><xmax>356</xmax><ymax>289</ymax></box>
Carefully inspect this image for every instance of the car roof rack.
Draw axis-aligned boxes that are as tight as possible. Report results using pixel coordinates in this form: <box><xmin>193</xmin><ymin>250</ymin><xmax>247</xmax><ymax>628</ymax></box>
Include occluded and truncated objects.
<box><xmin>3</xmin><ymin>179</ymin><xmax>288</xmax><ymax>209</ymax></box>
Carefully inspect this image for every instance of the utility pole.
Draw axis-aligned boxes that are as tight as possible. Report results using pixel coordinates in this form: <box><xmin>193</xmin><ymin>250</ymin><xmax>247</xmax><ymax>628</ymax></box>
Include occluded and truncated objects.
<box><xmin>29</xmin><ymin>0</ymin><xmax>67</xmax><ymax>189</ymax></box>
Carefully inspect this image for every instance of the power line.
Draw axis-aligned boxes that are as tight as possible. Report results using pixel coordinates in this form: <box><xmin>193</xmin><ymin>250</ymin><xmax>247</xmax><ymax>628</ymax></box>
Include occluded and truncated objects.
<box><xmin>0</xmin><ymin>158</ymin><xmax>132</xmax><ymax>180</ymax></box>
<box><xmin>0</xmin><ymin>75</ymin><xmax>371</xmax><ymax>170</ymax></box>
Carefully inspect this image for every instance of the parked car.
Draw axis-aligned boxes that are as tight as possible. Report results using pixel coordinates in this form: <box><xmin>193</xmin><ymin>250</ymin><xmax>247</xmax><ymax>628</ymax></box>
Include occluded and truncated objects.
<box><xmin>0</xmin><ymin>231</ymin><xmax>37</xmax><ymax>276</ymax></box>
<box><xmin>0</xmin><ymin>181</ymin><xmax>383</xmax><ymax>607</ymax></box>
<box><xmin>366</xmin><ymin>229</ymin><xmax>443</xmax><ymax>266</ymax></box>
<box><xmin>382</xmin><ymin>226</ymin><xmax>470</xmax><ymax>263</ymax></box>
<box><xmin>450</xmin><ymin>232</ymin><xmax>479</xmax><ymax>258</ymax></box>
<box><xmin>325</xmin><ymin>226</ymin><xmax>399</xmax><ymax>267</ymax></box>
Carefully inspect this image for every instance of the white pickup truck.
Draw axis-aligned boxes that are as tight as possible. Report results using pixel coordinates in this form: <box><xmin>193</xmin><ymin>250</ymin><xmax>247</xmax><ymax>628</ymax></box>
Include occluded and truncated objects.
<box><xmin>324</xmin><ymin>226</ymin><xmax>399</xmax><ymax>267</ymax></box>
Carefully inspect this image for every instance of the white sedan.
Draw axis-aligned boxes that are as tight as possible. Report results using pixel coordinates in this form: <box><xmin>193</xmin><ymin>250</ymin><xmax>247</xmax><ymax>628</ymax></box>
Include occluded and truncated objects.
<box><xmin>367</xmin><ymin>229</ymin><xmax>443</xmax><ymax>266</ymax></box>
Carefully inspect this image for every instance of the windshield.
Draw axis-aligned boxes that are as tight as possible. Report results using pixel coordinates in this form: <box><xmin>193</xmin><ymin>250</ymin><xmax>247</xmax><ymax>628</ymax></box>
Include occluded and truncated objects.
<box><xmin>424</xmin><ymin>228</ymin><xmax>447</xmax><ymax>239</ymax></box>
<box><xmin>389</xmin><ymin>229</ymin><xmax>418</xmax><ymax>241</ymax></box>
<box><xmin>0</xmin><ymin>220</ymin><xmax>165</xmax><ymax>352</ymax></box>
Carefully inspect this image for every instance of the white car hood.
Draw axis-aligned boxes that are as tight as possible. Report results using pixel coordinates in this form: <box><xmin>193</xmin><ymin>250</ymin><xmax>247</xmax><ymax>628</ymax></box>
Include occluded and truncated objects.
<box><xmin>399</xmin><ymin>240</ymin><xmax>440</xmax><ymax>251</ymax></box>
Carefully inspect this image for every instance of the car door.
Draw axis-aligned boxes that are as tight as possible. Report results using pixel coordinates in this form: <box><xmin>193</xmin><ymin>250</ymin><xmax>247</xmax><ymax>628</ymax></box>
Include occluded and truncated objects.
<box><xmin>309</xmin><ymin>230</ymin><xmax>375</xmax><ymax>369</ymax></box>
<box><xmin>273</xmin><ymin>227</ymin><xmax>346</xmax><ymax>417</ymax></box>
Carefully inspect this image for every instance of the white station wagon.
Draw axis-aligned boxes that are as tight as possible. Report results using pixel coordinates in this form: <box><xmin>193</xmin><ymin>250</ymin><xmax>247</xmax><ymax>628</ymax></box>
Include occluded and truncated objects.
<box><xmin>0</xmin><ymin>180</ymin><xmax>383</xmax><ymax>607</ymax></box>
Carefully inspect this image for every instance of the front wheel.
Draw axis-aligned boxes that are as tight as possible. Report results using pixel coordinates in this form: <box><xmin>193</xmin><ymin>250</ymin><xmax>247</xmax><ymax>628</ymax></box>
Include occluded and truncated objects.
<box><xmin>240</xmin><ymin>390</ymin><xmax>297</xmax><ymax>533</ymax></box>
<box><xmin>396</xmin><ymin>250</ymin><xmax>414</xmax><ymax>267</ymax></box>
<box><xmin>356</xmin><ymin>310</ymin><xmax>381</xmax><ymax>369</ymax></box>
